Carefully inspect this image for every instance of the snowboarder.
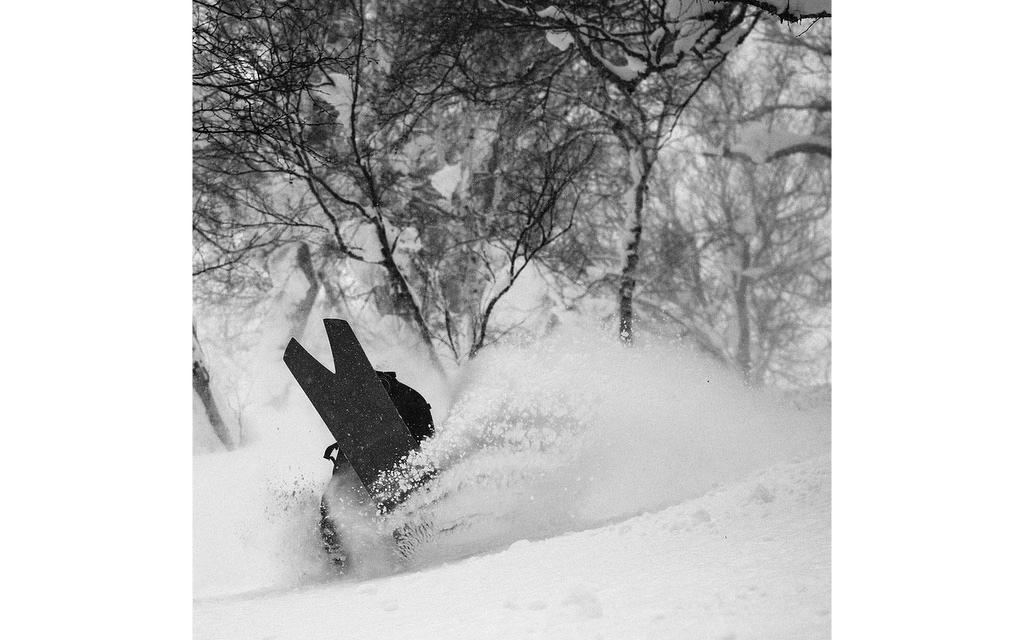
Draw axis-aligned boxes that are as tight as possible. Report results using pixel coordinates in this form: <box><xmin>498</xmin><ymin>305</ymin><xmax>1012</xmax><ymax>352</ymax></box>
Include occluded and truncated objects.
<box><xmin>316</xmin><ymin>369</ymin><xmax>435</xmax><ymax>570</ymax></box>
<box><xmin>283</xmin><ymin>319</ymin><xmax>438</xmax><ymax>569</ymax></box>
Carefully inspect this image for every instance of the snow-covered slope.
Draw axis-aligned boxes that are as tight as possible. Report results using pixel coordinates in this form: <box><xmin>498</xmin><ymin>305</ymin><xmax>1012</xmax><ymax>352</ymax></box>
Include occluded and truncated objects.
<box><xmin>195</xmin><ymin>455</ymin><xmax>829</xmax><ymax>639</ymax></box>
<box><xmin>194</xmin><ymin>326</ymin><xmax>829</xmax><ymax>638</ymax></box>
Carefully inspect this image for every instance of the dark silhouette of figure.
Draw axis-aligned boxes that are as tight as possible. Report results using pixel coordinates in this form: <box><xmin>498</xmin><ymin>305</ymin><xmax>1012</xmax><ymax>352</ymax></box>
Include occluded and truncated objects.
<box><xmin>318</xmin><ymin>370</ymin><xmax>435</xmax><ymax>569</ymax></box>
<box><xmin>374</xmin><ymin>371</ymin><xmax>434</xmax><ymax>444</ymax></box>
<box><xmin>286</xmin><ymin>319</ymin><xmax>439</xmax><ymax>569</ymax></box>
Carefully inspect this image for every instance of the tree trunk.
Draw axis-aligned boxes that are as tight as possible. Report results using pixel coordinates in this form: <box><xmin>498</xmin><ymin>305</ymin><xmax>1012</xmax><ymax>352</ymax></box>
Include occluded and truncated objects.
<box><xmin>373</xmin><ymin>221</ymin><xmax>445</xmax><ymax>372</ymax></box>
<box><xmin>465</xmin><ymin>120</ymin><xmax>512</xmax><ymax>360</ymax></box>
<box><xmin>288</xmin><ymin>242</ymin><xmax>319</xmax><ymax>340</ymax></box>
<box><xmin>734</xmin><ymin>239</ymin><xmax>753</xmax><ymax>384</ymax></box>
<box><xmin>192</xmin><ymin>321</ymin><xmax>234</xmax><ymax>449</ymax></box>
<box><xmin>618</xmin><ymin>149</ymin><xmax>652</xmax><ymax>345</ymax></box>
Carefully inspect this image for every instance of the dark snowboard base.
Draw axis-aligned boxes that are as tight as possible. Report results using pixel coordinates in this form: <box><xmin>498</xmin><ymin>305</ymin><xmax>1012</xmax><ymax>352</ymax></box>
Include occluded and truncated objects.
<box><xmin>284</xmin><ymin>319</ymin><xmax>420</xmax><ymax>509</ymax></box>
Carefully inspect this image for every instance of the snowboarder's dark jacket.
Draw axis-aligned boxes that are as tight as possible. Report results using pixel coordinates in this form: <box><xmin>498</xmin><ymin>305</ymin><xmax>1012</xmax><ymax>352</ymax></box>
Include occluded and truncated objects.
<box><xmin>375</xmin><ymin>371</ymin><xmax>434</xmax><ymax>444</ymax></box>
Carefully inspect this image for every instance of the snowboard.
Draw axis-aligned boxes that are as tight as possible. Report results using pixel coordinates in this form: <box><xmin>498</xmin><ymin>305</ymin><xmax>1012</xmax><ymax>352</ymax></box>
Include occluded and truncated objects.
<box><xmin>284</xmin><ymin>319</ymin><xmax>420</xmax><ymax>510</ymax></box>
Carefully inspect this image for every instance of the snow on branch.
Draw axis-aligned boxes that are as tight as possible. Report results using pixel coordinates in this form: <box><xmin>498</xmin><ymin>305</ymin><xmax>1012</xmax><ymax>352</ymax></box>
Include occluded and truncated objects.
<box><xmin>722</xmin><ymin>122</ymin><xmax>830</xmax><ymax>163</ymax></box>
<box><xmin>714</xmin><ymin>1</ymin><xmax>831</xmax><ymax>23</ymax></box>
<box><xmin>739</xmin><ymin>100</ymin><xmax>831</xmax><ymax>122</ymax></box>
<box><xmin>493</xmin><ymin>1</ymin><xmax>751</xmax><ymax>91</ymax></box>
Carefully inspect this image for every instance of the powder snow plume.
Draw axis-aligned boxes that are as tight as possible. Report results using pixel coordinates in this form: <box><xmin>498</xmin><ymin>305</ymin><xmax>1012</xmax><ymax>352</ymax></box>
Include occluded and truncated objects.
<box><xmin>381</xmin><ymin>325</ymin><xmax>829</xmax><ymax>568</ymax></box>
<box><xmin>194</xmin><ymin>324</ymin><xmax>829</xmax><ymax>596</ymax></box>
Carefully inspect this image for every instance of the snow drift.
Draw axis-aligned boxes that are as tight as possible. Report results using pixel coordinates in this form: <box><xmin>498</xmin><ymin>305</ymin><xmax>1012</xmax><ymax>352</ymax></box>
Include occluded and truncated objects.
<box><xmin>194</xmin><ymin>324</ymin><xmax>828</xmax><ymax>598</ymax></box>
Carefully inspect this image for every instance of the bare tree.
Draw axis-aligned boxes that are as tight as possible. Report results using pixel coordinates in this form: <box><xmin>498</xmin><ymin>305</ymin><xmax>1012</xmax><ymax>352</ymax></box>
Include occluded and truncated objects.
<box><xmin>194</xmin><ymin>0</ymin><xmax>454</xmax><ymax>368</ymax></box>
<box><xmin>195</xmin><ymin>0</ymin><xmax>609</xmax><ymax>365</ymax></box>
<box><xmin>192</xmin><ymin>0</ymin><xmax>830</xmax><ymax>388</ymax></box>
<box><xmin>488</xmin><ymin>0</ymin><xmax>757</xmax><ymax>343</ymax></box>
<box><xmin>642</xmin><ymin>19</ymin><xmax>830</xmax><ymax>385</ymax></box>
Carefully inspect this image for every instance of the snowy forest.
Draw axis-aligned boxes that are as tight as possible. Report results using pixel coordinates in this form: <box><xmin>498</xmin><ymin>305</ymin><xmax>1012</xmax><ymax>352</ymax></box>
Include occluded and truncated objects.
<box><xmin>193</xmin><ymin>2</ymin><xmax>831</xmax><ymax>638</ymax></box>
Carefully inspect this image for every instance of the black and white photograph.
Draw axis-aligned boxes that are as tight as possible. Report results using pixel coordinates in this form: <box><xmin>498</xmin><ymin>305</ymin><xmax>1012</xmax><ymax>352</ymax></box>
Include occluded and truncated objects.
<box><xmin>13</xmin><ymin>2</ymin><xmax>1024</xmax><ymax>638</ymax></box>
<box><xmin>192</xmin><ymin>1</ymin><xmax>831</xmax><ymax>637</ymax></box>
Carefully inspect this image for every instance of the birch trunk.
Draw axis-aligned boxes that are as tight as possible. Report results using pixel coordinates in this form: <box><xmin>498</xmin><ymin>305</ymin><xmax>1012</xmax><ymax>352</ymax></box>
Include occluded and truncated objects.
<box><xmin>192</xmin><ymin>321</ymin><xmax>234</xmax><ymax>449</ymax></box>
<box><xmin>618</xmin><ymin>147</ymin><xmax>652</xmax><ymax>345</ymax></box>
<box><xmin>734</xmin><ymin>238</ymin><xmax>753</xmax><ymax>384</ymax></box>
